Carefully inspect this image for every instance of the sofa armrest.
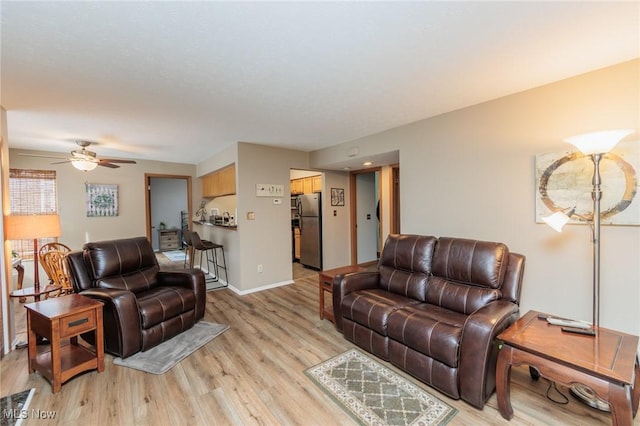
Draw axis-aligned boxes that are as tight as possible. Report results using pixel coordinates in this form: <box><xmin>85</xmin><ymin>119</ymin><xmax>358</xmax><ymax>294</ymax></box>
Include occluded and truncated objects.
<box><xmin>332</xmin><ymin>271</ymin><xmax>380</xmax><ymax>332</ymax></box>
<box><xmin>458</xmin><ymin>300</ymin><xmax>520</xmax><ymax>408</ymax></box>
<box><xmin>78</xmin><ymin>288</ymin><xmax>142</xmax><ymax>358</ymax></box>
<box><xmin>157</xmin><ymin>269</ymin><xmax>206</xmax><ymax>320</ymax></box>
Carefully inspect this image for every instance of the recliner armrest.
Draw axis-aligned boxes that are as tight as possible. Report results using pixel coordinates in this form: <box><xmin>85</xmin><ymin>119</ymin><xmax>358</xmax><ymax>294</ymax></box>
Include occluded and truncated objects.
<box><xmin>78</xmin><ymin>288</ymin><xmax>142</xmax><ymax>358</ymax></box>
<box><xmin>157</xmin><ymin>269</ymin><xmax>206</xmax><ymax>320</ymax></box>
<box><xmin>332</xmin><ymin>271</ymin><xmax>380</xmax><ymax>332</ymax></box>
<box><xmin>458</xmin><ymin>300</ymin><xmax>520</xmax><ymax>408</ymax></box>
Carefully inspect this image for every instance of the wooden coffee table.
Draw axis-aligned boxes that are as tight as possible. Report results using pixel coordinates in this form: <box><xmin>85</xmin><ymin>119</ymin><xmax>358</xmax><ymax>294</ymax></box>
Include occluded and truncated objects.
<box><xmin>496</xmin><ymin>310</ymin><xmax>639</xmax><ymax>425</ymax></box>
<box><xmin>25</xmin><ymin>294</ymin><xmax>104</xmax><ymax>393</ymax></box>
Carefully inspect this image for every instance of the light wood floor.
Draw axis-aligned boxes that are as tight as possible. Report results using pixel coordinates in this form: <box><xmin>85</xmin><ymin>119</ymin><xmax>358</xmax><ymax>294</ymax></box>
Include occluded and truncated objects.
<box><xmin>1</xmin><ymin>260</ymin><xmax>636</xmax><ymax>425</ymax></box>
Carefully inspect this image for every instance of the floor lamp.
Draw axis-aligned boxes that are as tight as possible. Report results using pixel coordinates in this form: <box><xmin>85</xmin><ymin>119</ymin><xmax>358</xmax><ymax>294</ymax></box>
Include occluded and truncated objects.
<box><xmin>542</xmin><ymin>128</ymin><xmax>634</xmax><ymax>411</ymax></box>
<box><xmin>5</xmin><ymin>214</ymin><xmax>62</xmax><ymax>292</ymax></box>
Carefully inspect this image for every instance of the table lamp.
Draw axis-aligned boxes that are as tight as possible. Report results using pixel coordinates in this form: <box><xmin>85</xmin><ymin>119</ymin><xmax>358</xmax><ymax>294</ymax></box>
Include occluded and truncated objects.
<box><xmin>541</xmin><ymin>128</ymin><xmax>634</xmax><ymax>411</ymax></box>
<box><xmin>5</xmin><ymin>214</ymin><xmax>62</xmax><ymax>292</ymax></box>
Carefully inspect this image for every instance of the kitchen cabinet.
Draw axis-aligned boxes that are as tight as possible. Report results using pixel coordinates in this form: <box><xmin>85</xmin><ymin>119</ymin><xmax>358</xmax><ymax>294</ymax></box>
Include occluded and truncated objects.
<box><xmin>294</xmin><ymin>227</ymin><xmax>301</xmax><ymax>260</ymax></box>
<box><xmin>312</xmin><ymin>175</ymin><xmax>322</xmax><ymax>193</ymax></box>
<box><xmin>291</xmin><ymin>179</ymin><xmax>304</xmax><ymax>195</ymax></box>
<box><xmin>202</xmin><ymin>163</ymin><xmax>236</xmax><ymax>198</ymax></box>
<box><xmin>303</xmin><ymin>177</ymin><xmax>313</xmax><ymax>194</ymax></box>
<box><xmin>290</xmin><ymin>175</ymin><xmax>322</xmax><ymax>195</ymax></box>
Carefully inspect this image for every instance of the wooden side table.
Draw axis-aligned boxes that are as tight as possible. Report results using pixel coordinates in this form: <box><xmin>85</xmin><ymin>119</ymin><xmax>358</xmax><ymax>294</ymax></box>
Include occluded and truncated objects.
<box><xmin>25</xmin><ymin>294</ymin><xmax>104</xmax><ymax>393</ymax></box>
<box><xmin>497</xmin><ymin>310</ymin><xmax>639</xmax><ymax>425</ymax></box>
<box><xmin>11</xmin><ymin>285</ymin><xmax>61</xmax><ymax>303</ymax></box>
<box><xmin>318</xmin><ymin>264</ymin><xmax>373</xmax><ymax>323</ymax></box>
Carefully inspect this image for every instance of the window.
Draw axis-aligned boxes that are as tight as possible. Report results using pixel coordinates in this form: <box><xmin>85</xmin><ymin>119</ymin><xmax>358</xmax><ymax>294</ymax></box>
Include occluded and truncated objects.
<box><xmin>8</xmin><ymin>169</ymin><xmax>58</xmax><ymax>258</ymax></box>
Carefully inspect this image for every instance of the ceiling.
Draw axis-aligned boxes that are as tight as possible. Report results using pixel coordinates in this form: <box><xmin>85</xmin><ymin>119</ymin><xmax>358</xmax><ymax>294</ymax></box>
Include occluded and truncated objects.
<box><xmin>2</xmin><ymin>2</ymin><xmax>638</xmax><ymax>168</ymax></box>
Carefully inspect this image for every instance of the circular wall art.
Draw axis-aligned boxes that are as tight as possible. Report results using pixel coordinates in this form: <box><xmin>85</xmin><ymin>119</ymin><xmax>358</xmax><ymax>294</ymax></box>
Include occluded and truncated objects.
<box><xmin>535</xmin><ymin>141</ymin><xmax>639</xmax><ymax>225</ymax></box>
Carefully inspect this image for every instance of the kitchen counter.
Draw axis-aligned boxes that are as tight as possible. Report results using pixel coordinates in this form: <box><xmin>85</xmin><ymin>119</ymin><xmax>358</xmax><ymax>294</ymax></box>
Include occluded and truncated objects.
<box><xmin>193</xmin><ymin>220</ymin><xmax>237</xmax><ymax>230</ymax></box>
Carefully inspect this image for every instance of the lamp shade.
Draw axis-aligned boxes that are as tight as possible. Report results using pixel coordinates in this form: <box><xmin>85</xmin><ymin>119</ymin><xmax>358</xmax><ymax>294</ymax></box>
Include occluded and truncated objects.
<box><xmin>72</xmin><ymin>159</ymin><xmax>98</xmax><ymax>171</ymax></box>
<box><xmin>565</xmin><ymin>129</ymin><xmax>633</xmax><ymax>155</ymax></box>
<box><xmin>541</xmin><ymin>211</ymin><xmax>571</xmax><ymax>232</ymax></box>
<box><xmin>5</xmin><ymin>214</ymin><xmax>62</xmax><ymax>240</ymax></box>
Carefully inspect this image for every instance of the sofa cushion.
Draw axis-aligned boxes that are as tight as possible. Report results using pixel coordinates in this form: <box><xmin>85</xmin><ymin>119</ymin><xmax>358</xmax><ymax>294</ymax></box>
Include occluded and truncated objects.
<box><xmin>137</xmin><ymin>286</ymin><xmax>197</xmax><ymax>329</ymax></box>
<box><xmin>425</xmin><ymin>276</ymin><xmax>502</xmax><ymax>315</ymax></box>
<box><xmin>378</xmin><ymin>267</ymin><xmax>430</xmax><ymax>302</ymax></box>
<box><xmin>379</xmin><ymin>234</ymin><xmax>437</xmax><ymax>275</ymax></box>
<box><xmin>431</xmin><ymin>237</ymin><xmax>509</xmax><ymax>289</ymax></box>
<box><xmin>97</xmin><ymin>266</ymin><xmax>160</xmax><ymax>294</ymax></box>
<box><xmin>341</xmin><ymin>289</ymin><xmax>420</xmax><ymax>336</ymax></box>
<box><xmin>84</xmin><ymin>237</ymin><xmax>159</xmax><ymax>280</ymax></box>
<box><xmin>387</xmin><ymin>303</ymin><xmax>466</xmax><ymax>368</ymax></box>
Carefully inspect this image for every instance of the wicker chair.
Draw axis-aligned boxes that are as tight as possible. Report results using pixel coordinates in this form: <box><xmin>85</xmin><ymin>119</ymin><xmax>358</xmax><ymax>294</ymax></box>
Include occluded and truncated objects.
<box><xmin>39</xmin><ymin>242</ymin><xmax>73</xmax><ymax>296</ymax></box>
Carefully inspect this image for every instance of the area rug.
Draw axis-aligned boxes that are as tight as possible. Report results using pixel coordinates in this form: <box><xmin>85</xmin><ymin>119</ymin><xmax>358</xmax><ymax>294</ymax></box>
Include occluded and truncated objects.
<box><xmin>0</xmin><ymin>388</ymin><xmax>35</xmax><ymax>426</ymax></box>
<box><xmin>113</xmin><ymin>321</ymin><xmax>229</xmax><ymax>374</ymax></box>
<box><xmin>305</xmin><ymin>349</ymin><xmax>457</xmax><ymax>426</ymax></box>
<box><xmin>163</xmin><ymin>250</ymin><xmax>186</xmax><ymax>262</ymax></box>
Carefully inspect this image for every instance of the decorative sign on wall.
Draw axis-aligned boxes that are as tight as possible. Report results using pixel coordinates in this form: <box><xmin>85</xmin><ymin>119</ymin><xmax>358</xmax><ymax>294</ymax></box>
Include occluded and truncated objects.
<box><xmin>256</xmin><ymin>184</ymin><xmax>284</xmax><ymax>197</ymax></box>
<box><xmin>535</xmin><ymin>140</ymin><xmax>639</xmax><ymax>225</ymax></box>
<box><xmin>86</xmin><ymin>183</ymin><xmax>119</xmax><ymax>217</ymax></box>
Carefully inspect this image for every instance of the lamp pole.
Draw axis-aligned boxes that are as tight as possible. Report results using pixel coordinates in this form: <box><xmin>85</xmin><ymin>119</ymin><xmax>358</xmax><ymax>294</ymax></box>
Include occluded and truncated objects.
<box><xmin>590</xmin><ymin>153</ymin><xmax>602</xmax><ymax>329</ymax></box>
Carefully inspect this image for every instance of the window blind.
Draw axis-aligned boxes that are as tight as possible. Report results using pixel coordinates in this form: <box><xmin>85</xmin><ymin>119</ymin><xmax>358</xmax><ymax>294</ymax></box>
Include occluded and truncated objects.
<box><xmin>9</xmin><ymin>169</ymin><xmax>58</xmax><ymax>258</ymax></box>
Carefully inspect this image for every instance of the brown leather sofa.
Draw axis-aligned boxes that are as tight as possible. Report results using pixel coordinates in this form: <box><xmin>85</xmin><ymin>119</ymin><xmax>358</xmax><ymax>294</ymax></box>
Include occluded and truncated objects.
<box><xmin>66</xmin><ymin>237</ymin><xmax>206</xmax><ymax>358</ymax></box>
<box><xmin>333</xmin><ymin>234</ymin><xmax>525</xmax><ymax>408</ymax></box>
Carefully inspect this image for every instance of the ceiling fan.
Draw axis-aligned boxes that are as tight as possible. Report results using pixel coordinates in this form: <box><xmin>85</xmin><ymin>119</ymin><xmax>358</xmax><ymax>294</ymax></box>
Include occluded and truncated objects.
<box><xmin>19</xmin><ymin>141</ymin><xmax>137</xmax><ymax>171</ymax></box>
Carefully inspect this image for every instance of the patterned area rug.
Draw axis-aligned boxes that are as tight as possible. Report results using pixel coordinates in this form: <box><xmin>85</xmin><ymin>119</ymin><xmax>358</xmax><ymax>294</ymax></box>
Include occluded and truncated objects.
<box><xmin>113</xmin><ymin>321</ymin><xmax>229</xmax><ymax>374</ymax></box>
<box><xmin>305</xmin><ymin>349</ymin><xmax>457</xmax><ymax>426</ymax></box>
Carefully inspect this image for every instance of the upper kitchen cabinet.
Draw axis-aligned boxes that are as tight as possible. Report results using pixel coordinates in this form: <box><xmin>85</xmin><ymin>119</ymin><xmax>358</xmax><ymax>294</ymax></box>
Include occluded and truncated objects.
<box><xmin>290</xmin><ymin>175</ymin><xmax>322</xmax><ymax>195</ymax></box>
<box><xmin>202</xmin><ymin>163</ymin><xmax>236</xmax><ymax>198</ymax></box>
<box><xmin>312</xmin><ymin>175</ymin><xmax>322</xmax><ymax>193</ymax></box>
<box><xmin>290</xmin><ymin>178</ymin><xmax>304</xmax><ymax>195</ymax></box>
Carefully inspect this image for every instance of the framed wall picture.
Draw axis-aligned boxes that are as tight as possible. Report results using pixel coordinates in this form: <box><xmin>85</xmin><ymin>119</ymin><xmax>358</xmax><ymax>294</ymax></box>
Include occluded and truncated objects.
<box><xmin>86</xmin><ymin>183</ymin><xmax>119</xmax><ymax>217</ymax></box>
<box><xmin>331</xmin><ymin>188</ymin><xmax>345</xmax><ymax>206</ymax></box>
<box><xmin>535</xmin><ymin>140</ymin><xmax>639</xmax><ymax>225</ymax></box>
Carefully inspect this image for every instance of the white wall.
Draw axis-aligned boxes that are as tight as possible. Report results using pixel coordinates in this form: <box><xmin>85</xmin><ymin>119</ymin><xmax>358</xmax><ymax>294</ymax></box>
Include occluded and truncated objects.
<box><xmin>311</xmin><ymin>59</ymin><xmax>640</xmax><ymax>336</ymax></box>
<box><xmin>235</xmin><ymin>143</ymin><xmax>308</xmax><ymax>292</ymax></box>
<box><xmin>8</xmin><ymin>149</ymin><xmax>197</xmax><ymax>250</ymax></box>
<box><xmin>321</xmin><ymin>170</ymin><xmax>351</xmax><ymax>269</ymax></box>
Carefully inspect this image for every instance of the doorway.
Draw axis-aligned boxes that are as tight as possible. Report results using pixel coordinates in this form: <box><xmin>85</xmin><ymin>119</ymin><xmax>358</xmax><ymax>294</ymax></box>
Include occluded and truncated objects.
<box><xmin>350</xmin><ymin>168</ymin><xmax>381</xmax><ymax>264</ymax></box>
<box><xmin>145</xmin><ymin>174</ymin><xmax>192</xmax><ymax>251</ymax></box>
<box><xmin>350</xmin><ymin>164</ymin><xmax>400</xmax><ymax>264</ymax></box>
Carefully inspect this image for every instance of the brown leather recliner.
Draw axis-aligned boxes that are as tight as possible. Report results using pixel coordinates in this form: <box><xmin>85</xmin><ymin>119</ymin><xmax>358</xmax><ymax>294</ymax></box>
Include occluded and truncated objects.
<box><xmin>333</xmin><ymin>234</ymin><xmax>525</xmax><ymax>408</ymax></box>
<box><xmin>66</xmin><ymin>237</ymin><xmax>206</xmax><ymax>358</ymax></box>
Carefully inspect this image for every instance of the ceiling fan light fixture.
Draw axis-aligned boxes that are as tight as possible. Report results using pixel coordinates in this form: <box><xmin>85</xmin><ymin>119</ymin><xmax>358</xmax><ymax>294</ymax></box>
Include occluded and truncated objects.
<box><xmin>72</xmin><ymin>159</ymin><xmax>98</xmax><ymax>171</ymax></box>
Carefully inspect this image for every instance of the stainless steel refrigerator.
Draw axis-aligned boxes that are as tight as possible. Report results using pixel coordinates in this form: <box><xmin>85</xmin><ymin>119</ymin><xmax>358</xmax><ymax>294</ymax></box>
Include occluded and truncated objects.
<box><xmin>297</xmin><ymin>193</ymin><xmax>322</xmax><ymax>270</ymax></box>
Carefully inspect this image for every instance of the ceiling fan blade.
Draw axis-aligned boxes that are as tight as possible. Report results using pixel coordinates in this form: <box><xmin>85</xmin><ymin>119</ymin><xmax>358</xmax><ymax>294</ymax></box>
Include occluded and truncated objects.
<box><xmin>51</xmin><ymin>160</ymin><xmax>72</xmax><ymax>165</ymax></box>
<box><xmin>97</xmin><ymin>162</ymin><xmax>120</xmax><ymax>168</ymax></box>
<box><xmin>99</xmin><ymin>159</ymin><xmax>137</xmax><ymax>164</ymax></box>
<box><xmin>18</xmin><ymin>153</ymin><xmax>68</xmax><ymax>160</ymax></box>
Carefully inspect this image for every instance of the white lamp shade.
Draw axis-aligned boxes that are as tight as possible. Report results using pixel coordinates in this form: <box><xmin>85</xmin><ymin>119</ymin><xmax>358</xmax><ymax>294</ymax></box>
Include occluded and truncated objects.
<box><xmin>564</xmin><ymin>129</ymin><xmax>634</xmax><ymax>155</ymax></box>
<box><xmin>72</xmin><ymin>159</ymin><xmax>98</xmax><ymax>171</ymax></box>
<box><xmin>542</xmin><ymin>211</ymin><xmax>571</xmax><ymax>232</ymax></box>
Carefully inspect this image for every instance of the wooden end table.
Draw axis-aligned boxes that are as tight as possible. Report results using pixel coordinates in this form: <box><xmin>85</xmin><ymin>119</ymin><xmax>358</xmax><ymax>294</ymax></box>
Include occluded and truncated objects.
<box><xmin>25</xmin><ymin>294</ymin><xmax>104</xmax><ymax>393</ymax></box>
<box><xmin>497</xmin><ymin>310</ymin><xmax>639</xmax><ymax>425</ymax></box>
<box><xmin>318</xmin><ymin>264</ymin><xmax>373</xmax><ymax>323</ymax></box>
<box><xmin>11</xmin><ymin>285</ymin><xmax>62</xmax><ymax>302</ymax></box>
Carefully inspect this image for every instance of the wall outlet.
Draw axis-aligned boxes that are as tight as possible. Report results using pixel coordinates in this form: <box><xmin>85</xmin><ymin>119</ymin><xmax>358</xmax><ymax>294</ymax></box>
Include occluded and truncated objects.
<box><xmin>257</xmin><ymin>264</ymin><xmax>263</xmax><ymax>273</ymax></box>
